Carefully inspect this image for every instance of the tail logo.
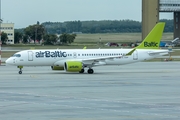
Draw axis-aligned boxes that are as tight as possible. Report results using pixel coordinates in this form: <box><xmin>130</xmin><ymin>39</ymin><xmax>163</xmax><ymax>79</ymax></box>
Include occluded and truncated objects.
<box><xmin>144</xmin><ymin>42</ymin><xmax>158</xmax><ymax>47</ymax></box>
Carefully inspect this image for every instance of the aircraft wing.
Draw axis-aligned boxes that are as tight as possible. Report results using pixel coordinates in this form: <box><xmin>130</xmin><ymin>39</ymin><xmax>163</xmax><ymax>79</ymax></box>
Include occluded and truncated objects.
<box><xmin>81</xmin><ymin>48</ymin><xmax>135</xmax><ymax>65</ymax></box>
<box><xmin>82</xmin><ymin>55</ymin><xmax>122</xmax><ymax>61</ymax></box>
<box><xmin>81</xmin><ymin>55</ymin><xmax>122</xmax><ymax>66</ymax></box>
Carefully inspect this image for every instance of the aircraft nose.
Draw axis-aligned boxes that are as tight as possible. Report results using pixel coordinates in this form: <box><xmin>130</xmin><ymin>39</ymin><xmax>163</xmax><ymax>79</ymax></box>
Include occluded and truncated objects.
<box><xmin>5</xmin><ymin>58</ymin><xmax>13</xmax><ymax>65</ymax></box>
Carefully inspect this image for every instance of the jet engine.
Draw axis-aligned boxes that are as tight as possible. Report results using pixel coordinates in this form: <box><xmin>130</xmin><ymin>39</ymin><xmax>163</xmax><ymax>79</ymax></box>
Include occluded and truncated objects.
<box><xmin>64</xmin><ymin>61</ymin><xmax>83</xmax><ymax>72</ymax></box>
<box><xmin>51</xmin><ymin>66</ymin><xmax>64</xmax><ymax>70</ymax></box>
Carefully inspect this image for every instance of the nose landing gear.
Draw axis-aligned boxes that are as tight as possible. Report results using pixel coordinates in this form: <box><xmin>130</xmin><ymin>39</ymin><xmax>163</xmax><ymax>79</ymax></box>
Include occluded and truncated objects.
<box><xmin>17</xmin><ymin>66</ymin><xmax>23</xmax><ymax>74</ymax></box>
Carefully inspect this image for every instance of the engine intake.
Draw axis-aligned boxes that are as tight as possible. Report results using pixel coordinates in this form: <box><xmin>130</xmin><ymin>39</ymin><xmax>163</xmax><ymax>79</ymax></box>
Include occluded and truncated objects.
<box><xmin>51</xmin><ymin>66</ymin><xmax>64</xmax><ymax>70</ymax></box>
<box><xmin>64</xmin><ymin>61</ymin><xmax>83</xmax><ymax>72</ymax></box>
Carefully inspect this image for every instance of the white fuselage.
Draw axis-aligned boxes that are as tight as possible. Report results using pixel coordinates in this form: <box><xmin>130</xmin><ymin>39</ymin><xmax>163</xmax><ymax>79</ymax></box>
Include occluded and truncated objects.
<box><xmin>6</xmin><ymin>49</ymin><xmax>169</xmax><ymax>67</ymax></box>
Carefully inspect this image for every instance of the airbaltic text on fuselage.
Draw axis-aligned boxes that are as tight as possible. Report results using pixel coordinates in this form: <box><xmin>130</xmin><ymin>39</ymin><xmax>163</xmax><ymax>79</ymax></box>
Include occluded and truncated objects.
<box><xmin>36</xmin><ymin>51</ymin><xmax>67</xmax><ymax>58</ymax></box>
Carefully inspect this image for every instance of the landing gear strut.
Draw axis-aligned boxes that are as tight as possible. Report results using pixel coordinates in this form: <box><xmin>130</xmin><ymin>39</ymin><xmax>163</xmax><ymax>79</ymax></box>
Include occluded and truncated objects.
<box><xmin>87</xmin><ymin>68</ymin><xmax>94</xmax><ymax>74</ymax></box>
<box><xmin>18</xmin><ymin>66</ymin><xmax>23</xmax><ymax>74</ymax></box>
<box><xmin>79</xmin><ymin>69</ymin><xmax>85</xmax><ymax>73</ymax></box>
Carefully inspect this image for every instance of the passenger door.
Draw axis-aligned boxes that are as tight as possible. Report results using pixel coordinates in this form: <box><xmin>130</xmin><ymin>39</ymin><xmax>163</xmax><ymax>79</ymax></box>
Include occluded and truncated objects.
<box><xmin>133</xmin><ymin>50</ymin><xmax>138</xmax><ymax>60</ymax></box>
<box><xmin>28</xmin><ymin>51</ymin><xmax>33</xmax><ymax>61</ymax></box>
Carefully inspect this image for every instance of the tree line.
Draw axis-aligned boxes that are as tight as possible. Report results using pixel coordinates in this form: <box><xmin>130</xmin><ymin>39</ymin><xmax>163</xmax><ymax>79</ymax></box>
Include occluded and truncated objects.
<box><xmin>41</xmin><ymin>19</ymin><xmax>173</xmax><ymax>34</ymax></box>
<box><xmin>10</xmin><ymin>19</ymin><xmax>173</xmax><ymax>45</ymax></box>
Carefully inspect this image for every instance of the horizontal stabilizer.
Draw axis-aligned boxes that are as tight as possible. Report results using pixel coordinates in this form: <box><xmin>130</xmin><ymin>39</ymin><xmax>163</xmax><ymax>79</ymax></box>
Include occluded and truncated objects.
<box><xmin>147</xmin><ymin>50</ymin><xmax>169</xmax><ymax>55</ymax></box>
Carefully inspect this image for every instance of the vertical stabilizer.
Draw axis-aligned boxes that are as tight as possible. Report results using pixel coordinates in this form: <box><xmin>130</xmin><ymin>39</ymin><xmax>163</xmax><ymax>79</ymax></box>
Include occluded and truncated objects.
<box><xmin>136</xmin><ymin>22</ymin><xmax>165</xmax><ymax>49</ymax></box>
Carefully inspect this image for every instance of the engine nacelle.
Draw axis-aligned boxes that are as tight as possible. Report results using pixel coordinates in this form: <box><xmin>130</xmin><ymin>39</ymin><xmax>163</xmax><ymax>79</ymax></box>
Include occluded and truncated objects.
<box><xmin>64</xmin><ymin>61</ymin><xmax>83</xmax><ymax>72</ymax></box>
<box><xmin>51</xmin><ymin>66</ymin><xmax>64</xmax><ymax>70</ymax></box>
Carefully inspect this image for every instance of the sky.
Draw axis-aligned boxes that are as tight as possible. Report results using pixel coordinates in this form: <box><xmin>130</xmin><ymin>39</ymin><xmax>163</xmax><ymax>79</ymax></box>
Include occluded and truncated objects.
<box><xmin>1</xmin><ymin>0</ymin><xmax>173</xmax><ymax>28</ymax></box>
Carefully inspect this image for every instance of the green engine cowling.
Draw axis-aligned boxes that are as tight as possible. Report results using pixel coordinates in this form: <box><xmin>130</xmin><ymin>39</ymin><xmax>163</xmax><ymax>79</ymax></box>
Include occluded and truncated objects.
<box><xmin>64</xmin><ymin>61</ymin><xmax>83</xmax><ymax>72</ymax></box>
<box><xmin>51</xmin><ymin>66</ymin><xmax>64</xmax><ymax>70</ymax></box>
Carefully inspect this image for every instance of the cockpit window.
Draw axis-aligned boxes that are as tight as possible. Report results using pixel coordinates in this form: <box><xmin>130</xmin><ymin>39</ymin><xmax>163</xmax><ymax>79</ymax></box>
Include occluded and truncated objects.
<box><xmin>12</xmin><ymin>54</ymin><xmax>21</xmax><ymax>57</ymax></box>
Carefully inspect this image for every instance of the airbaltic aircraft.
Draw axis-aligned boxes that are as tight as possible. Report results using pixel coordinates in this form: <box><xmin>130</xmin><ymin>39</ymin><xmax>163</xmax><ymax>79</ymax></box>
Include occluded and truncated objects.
<box><xmin>6</xmin><ymin>22</ymin><xmax>169</xmax><ymax>74</ymax></box>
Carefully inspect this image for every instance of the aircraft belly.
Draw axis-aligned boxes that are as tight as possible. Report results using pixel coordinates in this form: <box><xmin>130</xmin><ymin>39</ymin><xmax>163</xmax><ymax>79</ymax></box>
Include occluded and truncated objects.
<box><xmin>105</xmin><ymin>58</ymin><xmax>133</xmax><ymax>65</ymax></box>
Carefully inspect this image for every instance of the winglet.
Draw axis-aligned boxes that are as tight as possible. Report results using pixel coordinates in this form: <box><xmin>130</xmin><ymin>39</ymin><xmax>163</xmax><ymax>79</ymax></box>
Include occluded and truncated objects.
<box><xmin>126</xmin><ymin>48</ymin><xmax>136</xmax><ymax>56</ymax></box>
<box><xmin>83</xmin><ymin>46</ymin><xmax>87</xmax><ymax>49</ymax></box>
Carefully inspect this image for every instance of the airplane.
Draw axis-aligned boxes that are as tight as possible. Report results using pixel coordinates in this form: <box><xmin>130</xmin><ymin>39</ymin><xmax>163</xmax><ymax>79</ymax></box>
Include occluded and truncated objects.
<box><xmin>160</xmin><ymin>37</ymin><xmax>179</xmax><ymax>47</ymax></box>
<box><xmin>6</xmin><ymin>22</ymin><xmax>169</xmax><ymax>74</ymax></box>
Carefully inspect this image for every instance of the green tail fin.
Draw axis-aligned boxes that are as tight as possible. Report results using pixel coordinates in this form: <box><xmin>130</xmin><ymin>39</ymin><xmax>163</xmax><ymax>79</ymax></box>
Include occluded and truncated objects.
<box><xmin>136</xmin><ymin>22</ymin><xmax>165</xmax><ymax>49</ymax></box>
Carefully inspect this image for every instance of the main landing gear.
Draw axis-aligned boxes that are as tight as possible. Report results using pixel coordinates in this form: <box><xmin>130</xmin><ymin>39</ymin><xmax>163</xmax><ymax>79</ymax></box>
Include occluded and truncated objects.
<box><xmin>18</xmin><ymin>66</ymin><xmax>23</xmax><ymax>74</ymax></box>
<box><xmin>79</xmin><ymin>68</ymin><xmax>94</xmax><ymax>74</ymax></box>
<box><xmin>87</xmin><ymin>68</ymin><xmax>94</xmax><ymax>74</ymax></box>
<box><xmin>79</xmin><ymin>69</ymin><xmax>85</xmax><ymax>73</ymax></box>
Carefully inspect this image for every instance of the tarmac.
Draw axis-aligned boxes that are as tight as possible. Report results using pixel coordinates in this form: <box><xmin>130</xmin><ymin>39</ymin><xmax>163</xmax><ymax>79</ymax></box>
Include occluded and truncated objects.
<box><xmin>0</xmin><ymin>62</ymin><xmax>180</xmax><ymax>120</ymax></box>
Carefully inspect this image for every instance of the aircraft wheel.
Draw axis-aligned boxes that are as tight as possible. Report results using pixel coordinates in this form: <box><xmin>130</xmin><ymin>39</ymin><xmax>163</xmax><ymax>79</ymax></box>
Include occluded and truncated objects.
<box><xmin>19</xmin><ymin>71</ymin><xmax>22</xmax><ymax>74</ymax></box>
<box><xmin>79</xmin><ymin>69</ymin><xmax>85</xmax><ymax>73</ymax></box>
<box><xmin>88</xmin><ymin>69</ymin><xmax>94</xmax><ymax>74</ymax></box>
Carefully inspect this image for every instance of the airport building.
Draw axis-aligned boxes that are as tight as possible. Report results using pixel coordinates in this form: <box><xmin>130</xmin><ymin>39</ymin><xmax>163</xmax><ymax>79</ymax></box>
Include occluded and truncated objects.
<box><xmin>0</xmin><ymin>23</ymin><xmax>14</xmax><ymax>44</ymax></box>
<box><xmin>142</xmin><ymin>0</ymin><xmax>180</xmax><ymax>39</ymax></box>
